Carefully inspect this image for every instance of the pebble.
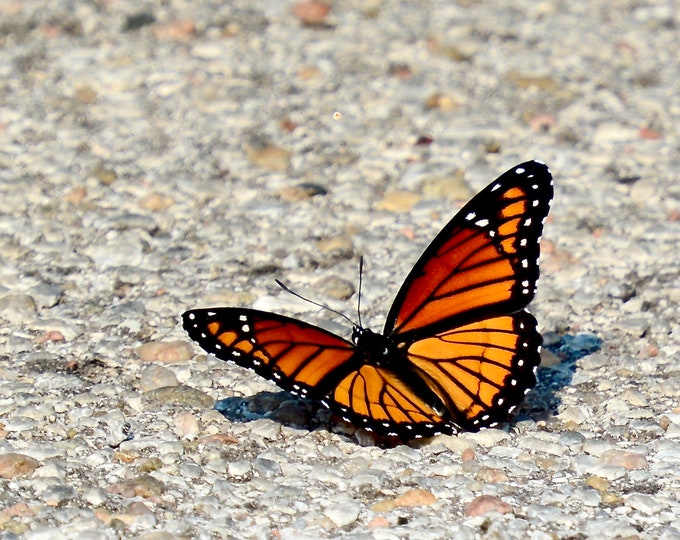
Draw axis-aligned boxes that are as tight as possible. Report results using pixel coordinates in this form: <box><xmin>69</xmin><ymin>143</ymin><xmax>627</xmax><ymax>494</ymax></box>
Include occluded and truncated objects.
<box><xmin>143</xmin><ymin>386</ymin><xmax>214</xmax><ymax>408</ymax></box>
<box><xmin>138</xmin><ymin>365</ymin><xmax>180</xmax><ymax>392</ymax></box>
<box><xmin>626</xmin><ymin>493</ymin><xmax>665</xmax><ymax>515</ymax></box>
<box><xmin>460</xmin><ymin>429</ymin><xmax>511</xmax><ymax>447</ymax></box>
<box><xmin>173</xmin><ymin>412</ymin><xmax>200</xmax><ymax>439</ymax></box>
<box><xmin>23</xmin><ymin>529</ymin><xmax>67</xmax><ymax>540</ymax></box>
<box><xmin>0</xmin><ymin>453</ymin><xmax>40</xmax><ymax>478</ymax></box>
<box><xmin>227</xmin><ymin>460</ymin><xmax>251</xmax><ymax>477</ymax></box>
<box><xmin>107</xmin><ymin>475</ymin><xmax>165</xmax><ymax>499</ymax></box>
<box><xmin>464</xmin><ymin>495</ymin><xmax>513</xmax><ymax>516</ymax></box>
<box><xmin>33</xmin><ymin>461</ymin><xmax>66</xmax><ymax>481</ymax></box>
<box><xmin>253</xmin><ymin>457</ymin><xmax>282</xmax><ymax>478</ymax></box>
<box><xmin>558</xmin><ymin>405</ymin><xmax>594</xmax><ymax>426</ymax></box>
<box><xmin>324</xmin><ymin>500</ymin><xmax>361</xmax><ymax>527</ymax></box>
<box><xmin>42</xmin><ymin>484</ymin><xmax>77</xmax><ymax>506</ymax></box>
<box><xmin>82</xmin><ymin>487</ymin><xmax>108</xmax><ymax>506</ymax></box>
<box><xmin>82</xmin><ymin>235</ymin><xmax>145</xmax><ymax>269</ymax></box>
<box><xmin>600</xmin><ymin>449</ymin><xmax>649</xmax><ymax>470</ymax></box>
<box><xmin>0</xmin><ymin>293</ymin><xmax>37</xmax><ymax>323</ymax></box>
<box><xmin>136</xmin><ymin>341</ymin><xmax>195</xmax><ymax>363</ymax></box>
<box><xmin>393</xmin><ymin>488</ymin><xmax>437</xmax><ymax>507</ymax></box>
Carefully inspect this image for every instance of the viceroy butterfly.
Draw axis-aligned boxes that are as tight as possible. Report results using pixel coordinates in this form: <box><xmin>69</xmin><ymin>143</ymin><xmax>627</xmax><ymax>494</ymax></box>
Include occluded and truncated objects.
<box><xmin>183</xmin><ymin>161</ymin><xmax>553</xmax><ymax>439</ymax></box>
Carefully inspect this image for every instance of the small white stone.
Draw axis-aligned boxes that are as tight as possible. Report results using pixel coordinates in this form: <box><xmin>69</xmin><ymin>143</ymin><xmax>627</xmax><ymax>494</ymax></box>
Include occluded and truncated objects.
<box><xmin>324</xmin><ymin>500</ymin><xmax>361</xmax><ymax>527</ymax></box>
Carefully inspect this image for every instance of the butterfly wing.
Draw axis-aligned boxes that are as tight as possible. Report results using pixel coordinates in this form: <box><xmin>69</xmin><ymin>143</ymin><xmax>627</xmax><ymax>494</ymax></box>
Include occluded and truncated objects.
<box><xmin>381</xmin><ymin>160</ymin><xmax>553</xmax><ymax>432</ymax></box>
<box><xmin>323</xmin><ymin>362</ymin><xmax>459</xmax><ymax>438</ymax></box>
<box><xmin>384</xmin><ymin>160</ymin><xmax>553</xmax><ymax>339</ymax></box>
<box><xmin>183</xmin><ymin>308</ymin><xmax>360</xmax><ymax>401</ymax></box>
<box><xmin>404</xmin><ymin>310</ymin><xmax>542</xmax><ymax>431</ymax></box>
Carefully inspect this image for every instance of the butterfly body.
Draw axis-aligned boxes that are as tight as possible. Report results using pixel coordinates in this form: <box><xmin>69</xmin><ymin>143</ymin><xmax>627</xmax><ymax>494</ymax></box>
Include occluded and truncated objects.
<box><xmin>183</xmin><ymin>161</ymin><xmax>553</xmax><ymax>439</ymax></box>
<box><xmin>352</xmin><ymin>325</ymin><xmax>451</xmax><ymax>420</ymax></box>
<box><xmin>352</xmin><ymin>327</ymin><xmax>392</xmax><ymax>363</ymax></box>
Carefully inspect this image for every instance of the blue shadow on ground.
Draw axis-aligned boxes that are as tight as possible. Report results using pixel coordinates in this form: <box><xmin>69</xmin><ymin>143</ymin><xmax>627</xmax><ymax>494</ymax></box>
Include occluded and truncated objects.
<box><xmin>522</xmin><ymin>331</ymin><xmax>603</xmax><ymax>423</ymax></box>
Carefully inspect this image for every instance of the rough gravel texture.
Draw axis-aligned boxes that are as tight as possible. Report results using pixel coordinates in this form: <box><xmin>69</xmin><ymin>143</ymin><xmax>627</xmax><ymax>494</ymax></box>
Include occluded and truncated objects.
<box><xmin>1</xmin><ymin>1</ymin><xmax>679</xmax><ymax>539</ymax></box>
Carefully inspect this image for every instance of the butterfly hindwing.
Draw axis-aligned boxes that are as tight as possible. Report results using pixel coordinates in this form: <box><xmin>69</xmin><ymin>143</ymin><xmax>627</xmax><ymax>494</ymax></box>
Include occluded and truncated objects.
<box><xmin>384</xmin><ymin>160</ymin><xmax>553</xmax><ymax>338</ymax></box>
<box><xmin>326</xmin><ymin>364</ymin><xmax>459</xmax><ymax>438</ymax></box>
<box><xmin>404</xmin><ymin>310</ymin><xmax>541</xmax><ymax>430</ymax></box>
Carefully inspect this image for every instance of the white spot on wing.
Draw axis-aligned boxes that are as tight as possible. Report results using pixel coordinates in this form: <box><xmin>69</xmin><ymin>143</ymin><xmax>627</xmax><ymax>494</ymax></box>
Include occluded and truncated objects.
<box><xmin>515</xmin><ymin>167</ymin><xmax>525</xmax><ymax>174</ymax></box>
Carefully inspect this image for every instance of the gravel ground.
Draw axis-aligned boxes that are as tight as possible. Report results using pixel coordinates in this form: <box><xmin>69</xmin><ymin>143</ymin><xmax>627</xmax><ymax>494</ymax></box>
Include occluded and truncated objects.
<box><xmin>1</xmin><ymin>1</ymin><xmax>679</xmax><ymax>539</ymax></box>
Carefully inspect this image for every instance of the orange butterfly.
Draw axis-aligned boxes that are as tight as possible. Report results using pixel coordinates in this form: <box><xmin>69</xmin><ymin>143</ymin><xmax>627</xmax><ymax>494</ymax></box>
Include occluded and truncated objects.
<box><xmin>183</xmin><ymin>161</ymin><xmax>553</xmax><ymax>439</ymax></box>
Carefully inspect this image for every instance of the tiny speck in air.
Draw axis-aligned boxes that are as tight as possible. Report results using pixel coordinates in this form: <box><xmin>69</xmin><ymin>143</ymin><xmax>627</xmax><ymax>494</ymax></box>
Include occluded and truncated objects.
<box><xmin>333</xmin><ymin>111</ymin><xmax>342</xmax><ymax>120</ymax></box>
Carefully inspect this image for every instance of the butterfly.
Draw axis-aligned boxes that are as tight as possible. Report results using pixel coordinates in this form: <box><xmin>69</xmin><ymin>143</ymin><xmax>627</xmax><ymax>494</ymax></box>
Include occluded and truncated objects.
<box><xmin>183</xmin><ymin>160</ymin><xmax>553</xmax><ymax>439</ymax></box>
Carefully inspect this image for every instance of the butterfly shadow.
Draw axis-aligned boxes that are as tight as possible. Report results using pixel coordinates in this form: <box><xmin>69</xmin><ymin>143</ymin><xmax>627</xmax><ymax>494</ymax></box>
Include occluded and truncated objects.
<box><xmin>523</xmin><ymin>332</ymin><xmax>603</xmax><ymax>423</ymax></box>
<box><xmin>214</xmin><ymin>391</ymin><xmax>424</xmax><ymax>447</ymax></box>
<box><xmin>214</xmin><ymin>390</ymin><xmax>340</xmax><ymax>435</ymax></box>
<box><xmin>214</xmin><ymin>331</ymin><xmax>601</xmax><ymax>443</ymax></box>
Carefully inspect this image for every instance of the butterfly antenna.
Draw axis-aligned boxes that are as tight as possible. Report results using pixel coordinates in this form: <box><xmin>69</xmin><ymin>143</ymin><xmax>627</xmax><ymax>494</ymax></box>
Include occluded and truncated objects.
<box><xmin>275</xmin><ymin>279</ymin><xmax>356</xmax><ymax>326</ymax></box>
<box><xmin>357</xmin><ymin>256</ymin><xmax>364</xmax><ymax>328</ymax></box>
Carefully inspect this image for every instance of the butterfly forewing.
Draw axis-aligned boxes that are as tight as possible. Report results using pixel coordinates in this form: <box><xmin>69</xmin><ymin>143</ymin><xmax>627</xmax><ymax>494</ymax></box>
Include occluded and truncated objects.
<box><xmin>384</xmin><ymin>160</ymin><xmax>553</xmax><ymax>338</ymax></box>
<box><xmin>183</xmin><ymin>308</ymin><xmax>359</xmax><ymax>400</ymax></box>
